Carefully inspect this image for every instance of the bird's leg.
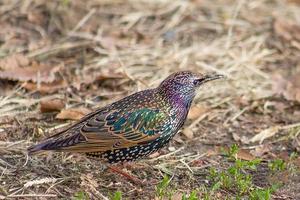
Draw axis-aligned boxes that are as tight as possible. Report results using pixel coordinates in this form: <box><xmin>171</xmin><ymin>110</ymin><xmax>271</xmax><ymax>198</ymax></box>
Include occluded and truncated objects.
<box><xmin>108</xmin><ymin>165</ymin><xmax>145</xmax><ymax>185</ymax></box>
<box><xmin>110</xmin><ymin>163</ymin><xmax>159</xmax><ymax>186</ymax></box>
<box><xmin>86</xmin><ymin>155</ymin><xmax>145</xmax><ymax>185</ymax></box>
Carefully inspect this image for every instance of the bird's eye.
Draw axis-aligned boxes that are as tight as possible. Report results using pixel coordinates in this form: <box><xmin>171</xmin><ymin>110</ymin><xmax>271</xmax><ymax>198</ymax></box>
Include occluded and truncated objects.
<box><xmin>193</xmin><ymin>79</ymin><xmax>200</xmax><ymax>85</ymax></box>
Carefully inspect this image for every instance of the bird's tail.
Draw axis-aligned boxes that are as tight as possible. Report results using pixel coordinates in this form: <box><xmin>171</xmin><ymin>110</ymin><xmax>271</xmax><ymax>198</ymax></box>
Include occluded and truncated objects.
<box><xmin>27</xmin><ymin>141</ymin><xmax>50</xmax><ymax>155</ymax></box>
<box><xmin>27</xmin><ymin>133</ymin><xmax>86</xmax><ymax>155</ymax></box>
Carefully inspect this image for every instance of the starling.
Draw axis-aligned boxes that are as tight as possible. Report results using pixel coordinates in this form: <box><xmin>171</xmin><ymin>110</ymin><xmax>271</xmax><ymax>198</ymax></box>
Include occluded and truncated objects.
<box><xmin>28</xmin><ymin>71</ymin><xmax>224</xmax><ymax>163</ymax></box>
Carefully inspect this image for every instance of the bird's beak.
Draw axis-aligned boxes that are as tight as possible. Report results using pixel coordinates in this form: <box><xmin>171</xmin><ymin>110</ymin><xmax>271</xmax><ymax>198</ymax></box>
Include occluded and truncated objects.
<box><xmin>195</xmin><ymin>73</ymin><xmax>226</xmax><ymax>86</ymax></box>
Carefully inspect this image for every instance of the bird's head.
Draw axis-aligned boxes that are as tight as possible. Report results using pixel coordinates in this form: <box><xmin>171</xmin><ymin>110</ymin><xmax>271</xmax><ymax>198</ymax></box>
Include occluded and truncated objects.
<box><xmin>158</xmin><ymin>71</ymin><xmax>225</xmax><ymax>102</ymax></box>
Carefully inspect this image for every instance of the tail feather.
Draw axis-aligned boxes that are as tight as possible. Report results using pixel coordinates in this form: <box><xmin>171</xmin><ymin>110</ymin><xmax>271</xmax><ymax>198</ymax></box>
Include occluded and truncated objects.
<box><xmin>27</xmin><ymin>141</ymin><xmax>50</xmax><ymax>155</ymax></box>
<box><xmin>27</xmin><ymin>133</ymin><xmax>86</xmax><ymax>155</ymax></box>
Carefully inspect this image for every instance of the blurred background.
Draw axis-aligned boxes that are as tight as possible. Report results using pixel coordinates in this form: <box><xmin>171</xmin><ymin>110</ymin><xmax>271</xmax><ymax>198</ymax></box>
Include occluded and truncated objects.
<box><xmin>0</xmin><ymin>0</ymin><xmax>299</xmax><ymax>199</ymax></box>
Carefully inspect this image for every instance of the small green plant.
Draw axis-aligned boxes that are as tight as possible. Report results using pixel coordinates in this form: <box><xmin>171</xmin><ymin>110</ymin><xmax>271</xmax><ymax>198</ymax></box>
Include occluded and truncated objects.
<box><xmin>155</xmin><ymin>176</ymin><xmax>201</xmax><ymax>199</ymax></box>
<box><xmin>208</xmin><ymin>164</ymin><xmax>254</xmax><ymax>196</ymax></box>
<box><xmin>249</xmin><ymin>184</ymin><xmax>279</xmax><ymax>200</ymax></box>
<box><xmin>153</xmin><ymin>144</ymin><xmax>282</xmax><ymax>199</ymax></box>
<box><xmin>250</xmin><ymin>188</ymin><xmax>271</xmax><ymax>200</ymax></box>
<box><xmin>222</xmin><ymin>144</ymin><xmax>239</xmax><ymax>159</ymax></box>
<box><xmin>208</xmin><ymin>168</ymin><xmax>222</xmax><ymax>192</ymax></box>
<box><xmin>110</xmin><ymin>191</ymin><xmax>122</xmax><ymax>200</ymax></box>
<box><xmin>182</xmin><ymin>190</ymin><xmax>198</xmax><ymax>200</ymax></box>
<box><xmin>73</xmin><ymin>191</ymin><xmax>89</xmax><ymax>200</ymax></box>
<box><xmin>210</xmin><ymin>145</ymin><xmax>261</xmax><ymax>195</ymax></box>
<box><xmin>268</xmin><ymin>159</ymin><xmax>286</xmax><ymax>172</ymax></box>
<box><xmin>60</xmin><ymin>0</ymin><xmax>70</xmax><ymax>6</ymax></box>
<box><xmin>235</xmin><ymin>158</ymin><xmax>261</xmax><ymax>170</ymax></box>
<box><xmin>156</xmin><ymin>175</ymin><xmax>172</xmax><ymax>199</ymax></box>
<box><xmin>207</xmin><ymin>144</ymin><xmax>276</xmax><ymax>198</ymax></box>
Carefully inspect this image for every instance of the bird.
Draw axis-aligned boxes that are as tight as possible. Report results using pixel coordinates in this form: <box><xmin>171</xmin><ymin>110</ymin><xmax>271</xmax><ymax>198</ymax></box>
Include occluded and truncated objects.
<box><xmin>28</xmin><ymin>71</ymin><xmax>224</xmax><ymax>164</ymax></box>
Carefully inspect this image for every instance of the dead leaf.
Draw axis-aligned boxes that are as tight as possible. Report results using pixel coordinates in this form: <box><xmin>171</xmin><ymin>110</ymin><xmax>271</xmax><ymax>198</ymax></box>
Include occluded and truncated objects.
<box><xmin>95</xmin><ymin>72</ymin><xmax>125</xmax><ymax>81</ymax></box>
<box><xmin>237</xmin><ymin>149</ymin><xmax>256</xmax><ymax>161</ymax></box>
<box><xmin>73</xmin><ymin>69</ymin><xmax>125</xmax><ymax>91</ymax></box>
<box><xmin>214</xmin><ymin>146</ymin><xmax>256</xmax><ymax>160</ymax></box>
<box><xmin>22</xmin><ymin>79</ymin><xmax>67</xmax><ymax>94</ymax></box>
<box><xmin>0</xmin><ymin>54</ymin><xmax>61</xmax><ymax>83</ymax></box>
<box><xmin>274</xmin><ymin>18</ymin><xmax>300</xmax><ymax>49</ymax></box>
<box><xmin>40</xmin><ymin>99</ymin><xmax>65</xmax><ymax>113</ymax></box>
<box><xmin>182</xmin><ymin>128</ymin><xmax>194</xmax><ymax>139</ymax></box>
<box><xmin>187</xmin><ymin>105</ymin><xmax>208</xmax><ymax>120</ymax></box>
<box><xmin>56</xmin><ymin>107</ymin><xmax>91</xmax><ymax>120</ymax></box>
<box><xmin>287</xmin><ymin>0</ymin><xmax>300</xmax><ymax>5</ymax></box>
<box><xmin>0</xmin><ymin>54</ymin><xmax>29</xmax><ymax>70</ymax></box>
<box><xmin>272</xmin><ymin>72</ymin><xmax>300</xmax><ymax>103</ymax></box>
<box><xmin>80</xmin><ymin>69</ymin><xmax>125</xmax><ymax>86</ymax></box>
<box><xmin>249</xmin><ymin>126</ymin><xmax>281</xmax><ymax>144</ymax></box>
<box><xmin>250</xmin><ymin>145</ymin><xmax>271</xmax><ymax>157</ymax></box>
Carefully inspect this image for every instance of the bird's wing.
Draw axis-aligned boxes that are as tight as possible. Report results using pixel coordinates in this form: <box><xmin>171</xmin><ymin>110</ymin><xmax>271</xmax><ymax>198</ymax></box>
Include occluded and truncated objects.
<box><xmin>31</xmin><ymin>107</ymin><xmax>169</xmax><ymax>153</ymax></box>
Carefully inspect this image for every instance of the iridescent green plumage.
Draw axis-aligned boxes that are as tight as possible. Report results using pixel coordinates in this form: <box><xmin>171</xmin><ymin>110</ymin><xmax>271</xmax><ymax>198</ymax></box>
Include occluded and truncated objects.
<box><xmin>28</xmin><ymin>71</ymin><xmax>224</xmax><ymax>163</ymax></box>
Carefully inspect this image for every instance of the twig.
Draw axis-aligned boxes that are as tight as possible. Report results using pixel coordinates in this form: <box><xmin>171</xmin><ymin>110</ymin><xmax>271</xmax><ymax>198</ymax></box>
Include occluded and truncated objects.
<box><xmin>225</xmin><ymin>106</ymin><xmax>250</xmax><ymax>124</ymax></box>
<box><xmin>281</xmin><ymin>122</ymin><xmax>300</xmax><ymax>130</ymax></box>
<box><xmin>188</xmin><ymin>113</ymin><xmax>209</xmax><ymax>129</ymax></box>
<box><xmin>178</xmin><ymin>159</ymin><xmax>193</xmax><ymax>173</ymax></box>
<box><xmin>149</xmin><ymin>147</ymin><xmax>184</xmax><ymax>161</ymax></box>
<box><xmin>69</xmin><ymin>8</ymin><xmax>96</xmax><ymax>34</ymax></box>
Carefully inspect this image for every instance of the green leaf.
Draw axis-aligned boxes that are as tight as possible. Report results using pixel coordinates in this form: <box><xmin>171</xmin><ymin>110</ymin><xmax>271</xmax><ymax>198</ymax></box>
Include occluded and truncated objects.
<box><xmin>73</xmin><ymin>191</ymin><xmax>89</xmax><ymax>200</ymax></box>
<box><xmin>111</xmin><ymin>191</ymin><xmax>122</xmax><ymax>200</ymax></box>
<box><xmin>181</xmin><ymin>190</ymin><xmax>198</xmax><ymax>200</ymax></box>
<box><xmin>156</xmin><ymin>175</ymin><xmax>171</xmax><ymax>199</ymax></box>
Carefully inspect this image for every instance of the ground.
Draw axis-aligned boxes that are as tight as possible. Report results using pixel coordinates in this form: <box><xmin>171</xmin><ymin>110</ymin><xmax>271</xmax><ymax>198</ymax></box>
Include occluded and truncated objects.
<box><xmin>0</xmin><ymin>0</ymin><xmax>300</xmax><ymax>199</ymax></box>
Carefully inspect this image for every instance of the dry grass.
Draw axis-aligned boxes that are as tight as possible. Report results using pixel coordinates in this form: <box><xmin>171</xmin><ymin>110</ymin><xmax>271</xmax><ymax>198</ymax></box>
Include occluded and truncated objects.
<box><xmin>0</xmin><ymin>0</ymin><xmax>300</xmax><ymax>199</ymax></box>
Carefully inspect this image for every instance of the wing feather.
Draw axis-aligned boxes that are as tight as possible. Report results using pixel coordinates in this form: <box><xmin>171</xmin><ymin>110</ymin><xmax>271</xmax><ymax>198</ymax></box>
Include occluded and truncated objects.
<box><xmin>29</xmin><ymin>107</ymin><xmax>168</xmax><ymax>153</ymax></box>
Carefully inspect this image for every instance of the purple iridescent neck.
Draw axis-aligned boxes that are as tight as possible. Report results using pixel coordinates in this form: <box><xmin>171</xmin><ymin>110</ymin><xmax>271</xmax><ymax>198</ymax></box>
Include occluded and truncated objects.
<box><xmin>156</xmin><ymin>84</ymin><xmax>195</xmax><ymax>109</ymax></box>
